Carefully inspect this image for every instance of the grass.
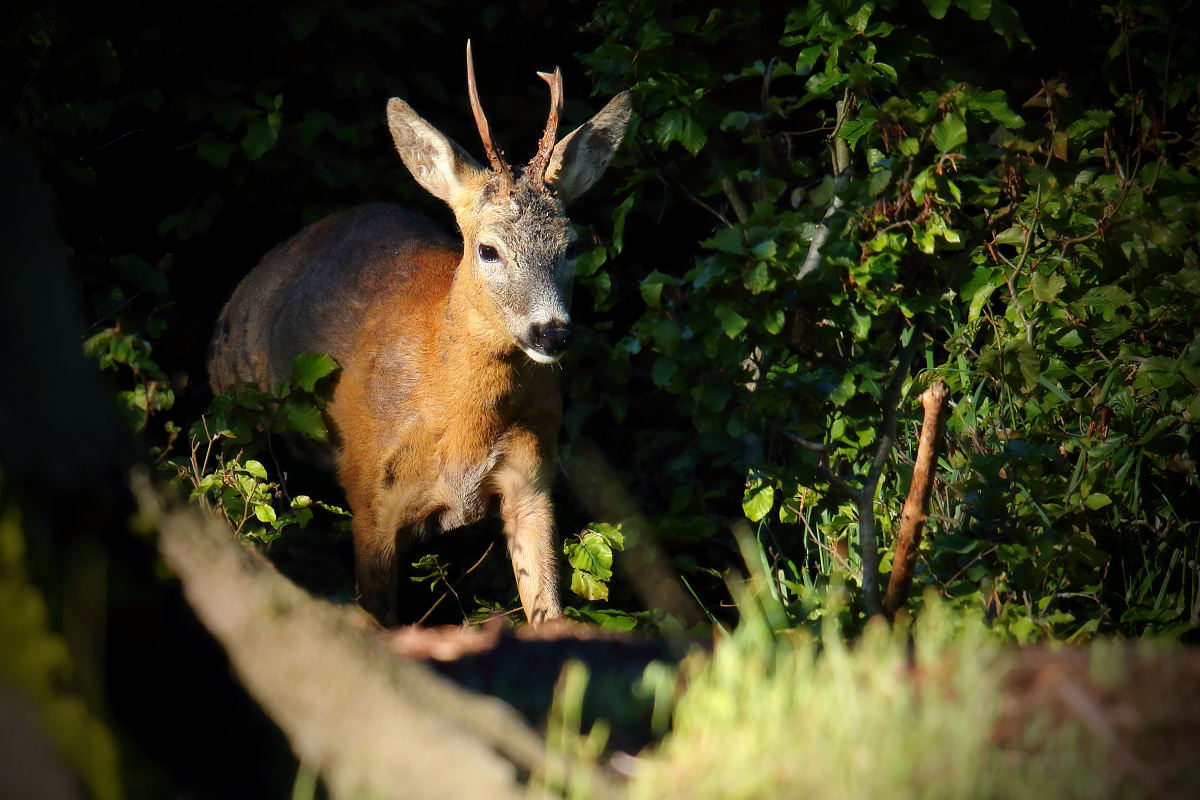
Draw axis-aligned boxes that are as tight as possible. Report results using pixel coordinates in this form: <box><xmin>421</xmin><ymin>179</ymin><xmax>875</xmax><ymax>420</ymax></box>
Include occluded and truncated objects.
<box><xmin>547</xmin><ymin>587</ymin><xmax>1117</xmax><ymax>800</ymax></box>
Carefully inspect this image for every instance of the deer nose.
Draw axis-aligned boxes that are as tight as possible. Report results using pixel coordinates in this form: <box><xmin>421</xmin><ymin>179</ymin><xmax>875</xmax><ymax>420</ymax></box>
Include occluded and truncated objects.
<box><xmin>529</xmin><ymin>320</ymin><xmax>572</xmax><ymax>359</ymax></box>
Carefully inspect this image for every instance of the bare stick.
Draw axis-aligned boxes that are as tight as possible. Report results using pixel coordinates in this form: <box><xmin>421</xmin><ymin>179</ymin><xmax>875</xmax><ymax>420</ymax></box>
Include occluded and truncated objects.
<box><xmin>883</xmin><ymin>379</ymin><xmax>949</xmax><ymax>620</ymax></box>
<box><xmin>417</xmin><ymin>541</ymin><xmax>495</xmax><ymax>626</ymax></box>
<box><xmin>796</xmin><ymin>89</ymin><xmax>852</xmax><ymax>282</ymax></box>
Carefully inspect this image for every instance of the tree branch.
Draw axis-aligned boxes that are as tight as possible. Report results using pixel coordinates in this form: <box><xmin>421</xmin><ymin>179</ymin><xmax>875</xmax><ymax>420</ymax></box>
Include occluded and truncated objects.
<box><xmin>133</xmin><ymin>471</ymin><xmax>616</xmax><ymax>800</ymax></box>
<box><xmin>708</xmin><ymin>151</ymin><xmax>750</xmax><ymax>224</ymax></box>
<box><xmin>796</xmin><ymin>90</ymin><xmax>853</xmax><ymax>282</ymax></box>
<box><xmin>883</xmin><ymin>380</ymin><xmax>950</xmax><ymax>619</ymax></box>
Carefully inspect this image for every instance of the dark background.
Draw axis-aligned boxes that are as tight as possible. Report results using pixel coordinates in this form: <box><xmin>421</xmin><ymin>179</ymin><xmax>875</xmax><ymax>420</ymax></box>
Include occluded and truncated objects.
<box><xmin>0</xmin><ymin>1</ymin><xmax>1130</xmax><ymax>797</ymax></box>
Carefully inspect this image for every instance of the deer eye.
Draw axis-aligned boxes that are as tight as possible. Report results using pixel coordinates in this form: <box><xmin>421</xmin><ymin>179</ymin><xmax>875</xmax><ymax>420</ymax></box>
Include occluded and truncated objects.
<box><xmin>564</xmin><ymin>242</ymin><xmax>578</xmax><ymax>261</ymax></box>
<box><xmin>479</xmin><ymin>244</ymin><xmax>500</xmax><ymax>262</ymax></box>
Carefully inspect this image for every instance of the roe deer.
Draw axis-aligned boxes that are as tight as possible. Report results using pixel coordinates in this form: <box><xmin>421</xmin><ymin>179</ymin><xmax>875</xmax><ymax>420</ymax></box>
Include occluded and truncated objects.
<box><xmin>208</xmin><ymin>43</ymin><xmax>631</xmax><ymax>626</ymax></box>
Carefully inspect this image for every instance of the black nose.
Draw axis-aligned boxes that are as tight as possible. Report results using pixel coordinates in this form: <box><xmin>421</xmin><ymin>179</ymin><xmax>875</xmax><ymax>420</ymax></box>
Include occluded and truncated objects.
<box><xmin>530</xmin><ymin>320</ymin><xmax>572</xmax><ymax>358</ymax></box>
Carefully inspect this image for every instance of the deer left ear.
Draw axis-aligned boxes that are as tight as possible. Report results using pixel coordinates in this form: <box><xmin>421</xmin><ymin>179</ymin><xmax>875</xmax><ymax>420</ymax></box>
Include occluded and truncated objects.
<box><xmin>386</xmin><ymin>97</ymin><xmax>484</xmax><ymax>205</ymax></box>
<box><xmin>544</xmin><ymin>91</ymin><xmax>632</xmax><ymax>203</ymax></box>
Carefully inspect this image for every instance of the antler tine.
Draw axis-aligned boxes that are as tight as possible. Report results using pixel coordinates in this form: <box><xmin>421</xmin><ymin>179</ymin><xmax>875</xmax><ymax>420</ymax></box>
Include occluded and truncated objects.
<box><xmin>527</xmin><ymin>67</ymin><xmax>563</xmax><ymax>187</ymax></box>
<box><xmin>466</xmin><ymin>40</ymin><xmax>512</xmax><ymax>195</ymax></box>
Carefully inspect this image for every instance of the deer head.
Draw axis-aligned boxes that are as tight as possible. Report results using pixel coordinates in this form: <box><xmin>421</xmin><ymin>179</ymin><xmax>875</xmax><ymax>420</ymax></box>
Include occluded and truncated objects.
<box><xmin>385</xmin><ymin>42</ymin><xmax>631</xmax><ymax>363</ymax></box>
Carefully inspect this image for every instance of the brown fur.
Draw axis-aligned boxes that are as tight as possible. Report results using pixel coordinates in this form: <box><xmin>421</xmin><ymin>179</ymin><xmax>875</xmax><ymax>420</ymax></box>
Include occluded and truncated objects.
<box><xmin>209</xmin><ymin>71</ymin><xmax>630</xmax><ymax>626</ymax></box>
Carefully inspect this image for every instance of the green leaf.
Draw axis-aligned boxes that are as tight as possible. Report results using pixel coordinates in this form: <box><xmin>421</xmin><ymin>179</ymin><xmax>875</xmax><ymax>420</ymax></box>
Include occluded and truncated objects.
<box><xmin>111</xmin><ymin>254</ymin><xmax>168</xmax><ymax>296</ymax></box>
<box><xmin>956</xmin><ymin>0</ymin><xmax>992</xmax><ymax>20</ymax></box>
<box><xmin>966</xmin><ymin>88</ymin><xmax>1024</xmax><ymax>127</ymax></box>
<box><xmin>566</xmin><ymin>531</ymin><xmax>615</xmax><ymax>580</ymax></box>
<box><xmin>290</xmin><ymin>352</ymin><xmax>340</xmax><ymax>392</ymax></box>
<box><xmin>650</xmin><ymin>318</ymin><xmax>682</xmax><ymax>354</ymax></box>
<box><xmin>794</xmin><ymin>44</ymin><xmax>824</xmax><ymax>74</ymax></box>
<box><xmin>750</xmin><ymin>240</ymin><xmax>776</xmax><ymax>259</ymax></box>
<box><xmin>1056</xmin><ymin>329</ymin><xmax>1083</xmax><ymax>347</ymax></box>
<box><xmin>935</xmin><ymin>533</ymin><xmax>978</xmax><ymax>554</ymax></box>
<box><xmin>931</xmin><ymin>113</ymin><xmax>967</xmax><ymax>153</ymax></box>
<box><xmin>707</xmin><ymin>227</ymin><xmax>745</xmax><ymax>254</ymax></box>
<box><xmin>90</xmin><ymin>37</ymin><xmax>121</xmax><ymax>85</ymax></box>
<box><xmin>244</xmin><ymin>460</ymin><xmax>269</xmax><ymax>480</ymax></box>
<box><xmin>968</xmin><ymin>280</ymin><xmax>999</xmax><ymax>323</ymax></box>
<box><xmin>836</xmin><ymin>119</ymin><xmax>871</xmax><ymax>151</ymax></box>
<box><xmin>720</xmin><ymin>111</ymin><xmax>750</xmax><ymax>132</ymax></box>
<box><xmin>197</xmin><ymin>140</ymin><xmax>237</xmax><ymax>170</ymax></box>
<box><xmin>590</xmin><ymin>523</ymin><xmax>626</xmax><ymax>551</ymax></box>
<box><xmin>651</xmin><ymin>356</ymin><xmax>677</xmax><ymax>387</ymax></box>
<box><xmin>743</xmin><ymin>262</ymin><xmax>771</xmax><ymax>294</ymax></box>
<box><xmin>714</xmin><ymin>304</ymin><xmax>748</xmax><ymax>338</ymax></box>
<box><xmin>570</xmin><ymin>570</ymin><xmax>609</xmax><ymax>602</ymax></box>
<box><xmin>641</xmin><ymin>281</ymin><xmax>664</xmax><ymax>308</ymax></box>
<box><xmin>1052</xmin><ymin>130</ymin><xmax>1069</xmax><ymax>161</ymax></box>
<box><xmin>241</xmin><ymin>114</ymin><xmax>280</xmax><ymax>161</ymax></box>
<box><xmin>988</xmin><ymin>0</ymin><xmax>1031</xmax><ymax>45</ymax></box>
<box><xmin>576</xmin><ymin>246</ymin><xmax>606</xmax><ymax>277</ymax></box>
<box><xmin>254</xmin><ymin>503</ymin><xmax>277</xmax><ymax>524</ymax></box>
<box><xmin>1083</xmin><ymin>493</ymin><xmax>1112</xmax><ymax>510</ymax></box>
<box><xmin>922</xmin><ymin>0</ymin><xmax>953</xmax><ymax>18</ymax></box>
<box><xmin>611</xmin><ymin>192</ymin><xmax>636</xmax><ymax>254</ymax></box>
<box><xmin>849</xmin><ymin>307</ymin><xmax>871</xmax><ymax>340</ymax></box>
<box><xmin>279</xmin><ymin>400</ymin><xmax>328</xmax><ymax>440</ymax></box>
<box><xmin>868</xmin><ymin>168</ymin><xmax>893</xmax><ymax>195</ymax></box>
<box><xmin>1076</xmin><ymin>285</ymin><xmax>1132</xmax><ymax>308</ymax></box>
<box><xmin>1004</xmin><ymin>338</ymin><xmax>1041</xmax><ymax>390</ymax></box>
<box><xmin>743</xmin><ymin>483</ymin><xmax>775</xmax><ymax>522</ymax></box>
<box><xmin>655</xmin><ymin>108</ymin><xmax>707</xmax><ymax>155</ymax></box>
<box><xmin>993</xmin><ymin>225</ymin><xmax>1026</xmax><ymax>245</ymax></box>
<box><xmin>1031</xmin><ymin>272</ymin><xmax>1066</xmax><ymax>303</ymax></box>
<box><xmin>595</xmin><ymin>611</ymin><xmax>638</xmax><ymax>632</ymax></box>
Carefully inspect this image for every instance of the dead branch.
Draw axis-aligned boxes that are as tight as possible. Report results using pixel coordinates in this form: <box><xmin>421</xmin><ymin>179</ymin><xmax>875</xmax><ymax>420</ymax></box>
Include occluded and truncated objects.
<box><xmin>131</xmin><ymin>469</ymin><xmax>614</xmax><ymax>800</ymax></box>
<box><xmin>884</xmin><ymin>379</ymin><xmax>950</xmax><ymax>620</ymax></box>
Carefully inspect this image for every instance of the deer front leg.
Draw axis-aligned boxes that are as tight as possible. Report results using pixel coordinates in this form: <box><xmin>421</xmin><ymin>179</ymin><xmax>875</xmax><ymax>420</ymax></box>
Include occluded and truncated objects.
<box><xmin>352</xmin><ymin>513</ymin><xmax>401</xmax><ymax>627</ymax></box>
<box><xmin>495</xmin><ymin>449</ymin><xmax>562</xmax><ymax>625</ymax></box>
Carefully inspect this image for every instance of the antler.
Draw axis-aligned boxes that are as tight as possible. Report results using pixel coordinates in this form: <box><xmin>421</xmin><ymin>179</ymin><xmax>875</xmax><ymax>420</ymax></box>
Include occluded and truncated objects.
<box><xmin>527</xmin><ymin>67</ymin><xmax>563</xmax><ymax>187</ymax></box>
<box><xmin>466</xmin><ymin>40</ymin><xmax>513</xmax><ymax>196</ymax></box>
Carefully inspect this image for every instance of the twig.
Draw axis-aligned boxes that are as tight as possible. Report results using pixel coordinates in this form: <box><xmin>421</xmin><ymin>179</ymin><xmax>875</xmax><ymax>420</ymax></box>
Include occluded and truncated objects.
<box><xmin>774</xmin><ymin>426</ymin><xmax>860</xmax><ymax>498</ymax></box>
<box><xmin>796</xmin><ymin>88</ymin><xmax>853</xmax><ymax>282</ymax></box>
<box><xmin>1000</xmin><ymin>185</ymin><xmax>1041</xmax><ymax>346</ymax></box>
<box><xmin>646</xmin><ymin>160</ymin><xmax>733</xmax><ymax>228</ymax></box>
<box><xmin>942</xmin><ymin>545</ymin><xmax>1000</xmax><ymax>588</ymax></box>
<box><xmin>417</xmin><ymin>542</ymin><xmax>496</xmax><ymax>626</ymax></box>
<box><xmin>772</xmin><ymin>428</ymin><xmax>829</xmax><ymax>453</ymax></box>
<box><xmin>884</xmin><ymin>380</ymin><xmax>950</xmax><ymax>619</ymax></box>
<box><xmin>709</xmin><ymin>151</ymin><xmax>750</xmax><ymax>224</ymax></box>
<box><xmin>783</xmin><ymin>125</ymin><xmax>836</xmax><ymax>136</ymax></box>
<box><xmin>76</xmin><ymin>129</ymin><xmax>145</xmax><ymax>163</ymax></box>
<box><xmin>433</xmin><ymin>559</ymin><xmax>468</xmax><ymax>624</ymax></box>
<box><xmin>265</xmin><ymin>434</ymin><xmax>290</xmax><ymax>502</ymax></box>
<box><xmin>805</xmin><ymin>524</ymin><xmax>860</xmax><ymax>580</ymax></box>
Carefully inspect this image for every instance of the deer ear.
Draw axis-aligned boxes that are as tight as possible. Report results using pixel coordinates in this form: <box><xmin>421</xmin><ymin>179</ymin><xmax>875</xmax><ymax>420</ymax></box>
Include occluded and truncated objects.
<box><xmin>544</xmin><ymin>91</ymin><xmax>632</xmax><ymax>203</ymax></box>
<box><xmin>386</xmin><ymin>98</ymin><xmax>483</xmax><ymax>204</ymax></box>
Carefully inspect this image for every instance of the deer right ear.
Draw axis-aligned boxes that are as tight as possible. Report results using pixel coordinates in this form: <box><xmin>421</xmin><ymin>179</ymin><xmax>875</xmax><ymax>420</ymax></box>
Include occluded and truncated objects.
<box><xmin>544</xmin><ymin>91</ymin><xmax>632</xmax><ymax>203</ymax></box>
<box><xmin>386</xmin><ymin>98</ymin><xmax>483</xmax><ymax>204</ymax></box>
